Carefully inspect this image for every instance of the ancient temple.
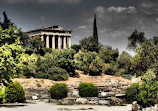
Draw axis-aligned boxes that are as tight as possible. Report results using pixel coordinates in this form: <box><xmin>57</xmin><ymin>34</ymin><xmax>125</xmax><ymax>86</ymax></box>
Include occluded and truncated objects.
<box><xmin>26</xmin><ymin>26</ymin><xmax>72</xmax><ymax>49</ymax></box>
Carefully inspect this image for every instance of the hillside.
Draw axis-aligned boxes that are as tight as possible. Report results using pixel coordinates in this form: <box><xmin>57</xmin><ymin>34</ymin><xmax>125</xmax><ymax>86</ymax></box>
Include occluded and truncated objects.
<box><xmin>13</xmin><ymin>70</ymin><xmax>131</xmax><ymax>89</ymax></box>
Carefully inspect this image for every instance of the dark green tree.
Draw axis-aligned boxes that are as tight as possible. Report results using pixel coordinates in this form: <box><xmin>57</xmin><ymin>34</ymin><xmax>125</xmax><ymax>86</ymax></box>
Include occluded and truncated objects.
<box><xmin>0</xmin><ymin>11</ymin><xmax>13</xmax><ymax>30</ymax></box>
<box><xmin>93</xmin><ymin>14</ymin><xmax>98</xmax><ymax>44</ymax></box>
<box><xmin>127</xmin><ymin>29</ymin><xmax>146</xmax><ymax>49</ymax></box>
<box><xmin>27</xmin><ymin>36</ymin><xmax>45</xmax><ymax>53</ymax></box>
<box><xmin>79</xmin><ymin>36</ymin><xmax>101</xmax><ymax>52</ymax></box>
<box><xmin>99</xmin><ymin>46</ymin><xmax>119</xmax><ymax>63</ymax></box>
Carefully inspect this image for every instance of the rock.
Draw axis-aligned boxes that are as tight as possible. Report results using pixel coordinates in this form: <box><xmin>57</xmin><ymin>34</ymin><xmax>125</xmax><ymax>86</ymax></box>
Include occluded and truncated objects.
<box><xmin>99</xmin><ymin>92</ymin><xmax>115</xmax><ymax>97</ymax></box>
<box><xmin>98</xmin><ymin>100</ymin><xmax>110</xmax><ymax>105</ymax></box>
<box><xmin>76</xmin><ymin>98</ymin><xmax>87</xmax><ymax>104</ymax></box>
<box><xmin>132</xmin><ymin>101</ymin><xmax>138</xmax><ymax>111</ymax></box>
<box><xmin>87</xmin><ymin>97</ymin><xmax>98</xmax><ymax>105</ymax></box>
<box><xmin>32</xmin><ymin>96</ymin><xmax>38</xmax><ymax>100</ymax></box>
<box><xmin>142</xmin><ymin>108</ymin><xmax>158</xmax><ymax>111</ymax></box>
<box><xmin>72</xmin><ymin>90</ymin><xmax>79</xmax><ymax>97</ymax></box>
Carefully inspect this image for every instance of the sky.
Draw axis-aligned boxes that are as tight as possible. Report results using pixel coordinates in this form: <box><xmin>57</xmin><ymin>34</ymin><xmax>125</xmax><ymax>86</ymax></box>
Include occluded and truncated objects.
<box><xmin>0</xmin><ymin>0</ymin><xmax>158</xmax><ymax>54</ymax></box>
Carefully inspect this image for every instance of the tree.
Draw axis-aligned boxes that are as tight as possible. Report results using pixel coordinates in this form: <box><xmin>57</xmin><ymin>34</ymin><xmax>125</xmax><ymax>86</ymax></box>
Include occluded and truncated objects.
<box><xmin>0</xmin><ymin>25</ymin><xmax>21</xmax><ymax>47</ymax></box>
<box><xmin>93</xmin><ymin>14</ymin><xmax>98</xmax><ymax>44</ymax></box>
<box><xmin>71</xmin><ymin>44</ymin><xmax>81</xmax><ymax>52</ymax></box>
<box><xmin>0</xmin><ymin>11</ymin><xmax>13</xmax><ymax>30</ymax></box>
<box><xmin>99</xmin><ymin>46</ymin><xmax>119</xmax><ymax>63</ymax></box>
<box><xmin>116</xmin><ymin>51</ymin><xmax>131</xmax><ymax>74</ymax></box>
<box><xmin>127</xmin><ymin>29</ymin><xmax>146</xmax><ymax>49</ymax></box>
<box><xmin>74</xmin><ymin>51</ymin><xmax>97</xmax><ymax>73</ymax></box>
<box><xmin>0</xmin><ymin>26</ymin><xmax>24</xmax><ymax>85</ymax></box>
<box><xmin>27</xmin><ymin>36</ymin><xmax>44</xmax><ymax>53</ymax></box>
<box><xmin>89</xmin><ymin>56</ymin><xmax>105</xmax><ymax>76</ymax></box>
<box><xmin>130</xmin><ymin>39</ymin><xmax>158</xmax><ymax>76</ymax></box>
<box><xmin>79</xmin><ymin>36</ymin><xmax>100</xmax><ymax>52</ymax></box>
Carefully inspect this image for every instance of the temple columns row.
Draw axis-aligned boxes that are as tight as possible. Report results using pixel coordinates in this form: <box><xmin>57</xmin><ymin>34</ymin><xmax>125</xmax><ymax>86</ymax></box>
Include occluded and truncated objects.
<box><xmin>41</xmin><ymin>35</ymin><xmax>71</xmax><ymax>49</ymax></box>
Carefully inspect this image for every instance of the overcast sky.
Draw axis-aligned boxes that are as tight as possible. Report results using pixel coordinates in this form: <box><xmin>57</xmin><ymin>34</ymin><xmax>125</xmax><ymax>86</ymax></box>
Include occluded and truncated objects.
<box><xmin>0</xmin><ymin>0</ymin><xmax>158</xmax><ymax>53</ymax></box>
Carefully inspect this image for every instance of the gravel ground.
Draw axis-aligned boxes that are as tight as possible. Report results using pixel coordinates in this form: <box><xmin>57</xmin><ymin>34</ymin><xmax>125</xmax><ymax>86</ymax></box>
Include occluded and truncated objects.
<box><xmin>0</xmin><ymin>102</ymin><xmax>132</xmax><ymax>111</ymax></box>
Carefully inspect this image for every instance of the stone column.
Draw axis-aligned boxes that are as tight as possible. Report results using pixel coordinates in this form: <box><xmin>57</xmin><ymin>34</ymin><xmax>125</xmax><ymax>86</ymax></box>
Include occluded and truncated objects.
<box><xmin>41</xmin><ymin>35</ymin><xmax>44</xmax><ymax>41</ymax></box>
<box><xmin>64</xmin><ymin>37</ymin><xmax>67</xmax><ymax>49</ymax></box>
<box><xmin>69</xmin><ymin>37</ymin><xmax>71</xmax><ymax>49</ymax></box>
<box><xmin>58</xmin><ymin>36</ymin><xmax>61</xmax><ymax>49</ymax></box>
<box><xmin>52</xmin><ymin>35</ymin><xmax>55</xmax><ymax>49</ymax></box>
<box><xmin>46</xmin><ymin>35</ymin><xmax>49</xmax><ymax>48</ymax></box>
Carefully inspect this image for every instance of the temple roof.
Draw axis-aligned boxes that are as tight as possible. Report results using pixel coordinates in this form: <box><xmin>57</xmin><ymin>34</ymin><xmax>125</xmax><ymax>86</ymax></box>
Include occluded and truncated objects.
<box><xmin>26</xmin><ymin>25</ymin><xmax>72</xmax><ymax>34</ymax></box>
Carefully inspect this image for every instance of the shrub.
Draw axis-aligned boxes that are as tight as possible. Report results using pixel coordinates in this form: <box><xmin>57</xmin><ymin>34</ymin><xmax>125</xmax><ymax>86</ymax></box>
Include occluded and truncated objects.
<box><xmin>137</xmin><ymin>74</ymin><xmax>158</xmax><ymax>108</ymax></box>
<box><xmin>99</xmin><ymin>46</ymin><xmax>119</xmax><ymax>63</ymax></box>
<box><xmin>71</xmin><ymin>44</ymin><xmax>81</xmax><ymax>52</ymax></box>
<box><xmin>50</xmin><ymin>83</ymin><xmax>68</xmax><ymax>100</ymax></box>
<box><xmin>125</xmin><ymin>83</ymin><xmax>139</xmax><ymax>103</ymax></box>
<box><xmin>74</xmin><ymin>51</ymin><xmax>97</xmax><ymax>73</ymax></box>
<box><xmin>36</xmin><ymin>67</ymin><xmax>68</xmax><ymax>81</ymax></box>
<box><xmin>78</xmin><ymin>82</ymin><xmax>98</xmax><ymax>97</ymax></box>
<box><xmin>5</xmin><ymin>81</ymin><xmax>26</xmax><ymax>103</ymax></box>
<box><xmin>0</xmin><ymin>86</ymin><xmax>5</xmax><ymax>104</ymax></box>
<box><xmin>89</xmin><ymin>56</ymin><xmax>104</xmax><ymax>76</ymax></box>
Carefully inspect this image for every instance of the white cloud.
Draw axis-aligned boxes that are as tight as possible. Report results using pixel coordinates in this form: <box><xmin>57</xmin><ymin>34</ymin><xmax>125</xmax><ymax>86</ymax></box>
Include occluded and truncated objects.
<box><xmin>78</xmin><ymin>25</ymin><xmax>87</xmax><ymax>29</ymax></box>
<box><xmin>1</xmin><ymin>0</ymin><xmax>82</xmax><ymax>5</ymax></box>
<box><xmin>107</xmin><ymin>6</ymin><xmax>137</xmax><ymax>14</ymax></box>
<box><xmin>155</xmin><ymin>18</ymin><xmax>158</xmax><ymax>22</ymax></box>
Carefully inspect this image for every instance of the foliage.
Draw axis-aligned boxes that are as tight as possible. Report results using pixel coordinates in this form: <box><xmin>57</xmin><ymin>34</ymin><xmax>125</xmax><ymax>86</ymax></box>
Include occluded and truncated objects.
<box><xmin>137</xmin><ymin>70</ymin><xmax>158</xmax><ymax>108</ymax></box>
<box><xmin>0</xmin><ymin>86</ymin><xmax>5</xmax><ymax>104</ymax></box>
<box><xmin>71</xmin><ymin>44</ymin><xmax>81</xmax><ymax>52</ymax></box>
<box><xmin>0</xmin><ymin>11</ymin><xmax>13</xmax><ymax>30</ymax></box>
<box><xmin>125</xmin><ymin>83</ymin><xmax>139</xmax><ymax>103</ymax></box>
<box><xmin>27</xmin><ymin>36</ymin><xmax>44</xmax><ymax>53</ymax></box>
<box><xmin>0</xmin><ymin>41</ymin><xmax>24</xmax><ymax>85</ymax></box>
<box><xmin>74</xmin><ymin>51</ymin><xmax>97</xmax><ymax>74</ymax></box>
<box><xmin>78</xmin><ymin>82</ymin><xmax>98</xmax><ymax>97</ymax></box>
<box><xmin>93</xmin><ymin>14</ymin><xmax>98</xmax><ymax>44</ymax></box>
<box><xmin>0</xmin><ymin>26</ymin><xmax>22</xmax><ymax>47</ymax></box>
<box><xmin>99</xmin><ymin>46</ymin><xmax>119</xmax><ymax>63</ymax></box>
<box><xmin>117</xmin><ymin>51</ymin><xmax>131</xmax><ymax>70</ymax></box>
<box><xmin>127</xmin><ymin>29</ymin><xmax>146</xmax><ymax>49</ymax></box>
<box><xmin>130</xmin><ymin>39</ymin><xmax>158</xmax><ymax>76</ymax></box>
<box><xmin>20</xmin><ymin>54</ymin><xmax>38</xmax><ymax>78</ymax></box>
<box><xmin>103</xmin><ymin>63</ymin><xmax>117</xmax><ymax>75</ymax></box>
<box><xmin>89</xmin><ymin>56</ymin><xmax>105</xmax><ymax>76</ymax></box>
<box><xmin>121</xmin><ymin>74</ymin><xmax>132</xmax><ymax>80</ymax></box>
<box><xmin>125</xmin><ymin>70</ymin><xmax>158</xmax><ymax>108</ymax></box>
<box><xmin>5</xmin><ymin>81</ymin><xmax>26</xmax><ymax>103</ymax></box>
<box><xmin>79</xmin><ymin>36</ymin><xmax>100</xmax><ymax>52</ymax></box>
<box><xmin>36</xmin><ymin>66</ymin><xmax>68</xmax><ymax>81</ymax></box>
<box><xmin>50</xmin><ymin>83</ymin><xmax>68</xmax><ymax>100</ymax></box>
<box><xmin>43</xmin><ymin>48</ymin><xmax>52</xmax><ymax>54</ymax></box>
<box><xmin>35</xmin><ymin>50</ymin><xmax>76</xmax><ymax>80</ymax></box>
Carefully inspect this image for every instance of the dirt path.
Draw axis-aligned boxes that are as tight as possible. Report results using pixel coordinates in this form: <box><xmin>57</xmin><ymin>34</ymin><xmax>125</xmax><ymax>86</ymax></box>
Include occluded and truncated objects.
<box><xmin>0</xmin><ymin>101</ymin><xmax>132</xmax><ymax>111</ymax></box>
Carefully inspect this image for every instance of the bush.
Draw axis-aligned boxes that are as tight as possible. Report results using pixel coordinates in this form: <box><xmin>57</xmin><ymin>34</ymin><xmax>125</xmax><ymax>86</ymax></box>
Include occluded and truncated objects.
<box><xmin>71</xmin><ymin>44</ymin><xmax>81</xmax><ymax>52</ymax></box>
<box><xmin>99</xmin><ymin>46</ymin><xmax>119</xmax><ymax>63</ymax></box>
<box><xmin>5</xmin><ymin>81</ymin><xmax>26</xmax><ymax>103</ymax></box>
<box><xmin>89</xmin><ymin>56</ymin><xmax>104</xmax><ymax>76</ymax></box>
<box><xmin>0</xmin><ymin>86</ymin><xmax>5</xmax><ymax>104</ymax></box>
<box><xmin>74</xmin><ymin>51</ymin><xmax>97</xmax><ymax>73</ymax></box>
<box><xmin>48</xmin><ymin>67</ymin><xmax>68</xmax><ymax>81</ymax></box>
<box><xmin>125</xmin><ymin>83</ymin><xmax>139</xmax><ymax>103</ymax></box>
<box><xmin>50</xmin><ymin>83</ymin><xmax>68</xmax><ymax>100</ymax></box>
<box><xmin>137</xmin><ymin>75</ymin><xmax>158</xmax><ymax>108</ymax></box>
<box><xmin>36</xmin><ymin>67</ymin><xmax>68</xmax><ymax>81</ymax></box>
<box><xmin>78</xmin><ymin>82</ymin><xmax>98</xmax><ymax>97</ymax></box>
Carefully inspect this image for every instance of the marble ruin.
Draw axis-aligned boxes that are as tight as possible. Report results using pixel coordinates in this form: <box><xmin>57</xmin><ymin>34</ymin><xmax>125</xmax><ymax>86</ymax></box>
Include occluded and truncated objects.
<box><xmin>26</xmin><ymin>26</ymin><xmax>72</xmax><ymax>49</ymax></box>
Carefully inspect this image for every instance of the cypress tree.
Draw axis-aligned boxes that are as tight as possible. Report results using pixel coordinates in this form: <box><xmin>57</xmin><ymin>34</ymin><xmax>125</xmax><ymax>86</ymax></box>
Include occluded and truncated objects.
<box><xmin>93</xmin><ymin>14</ymin><xmax>98</xmax><ymax>44</ymax></box>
